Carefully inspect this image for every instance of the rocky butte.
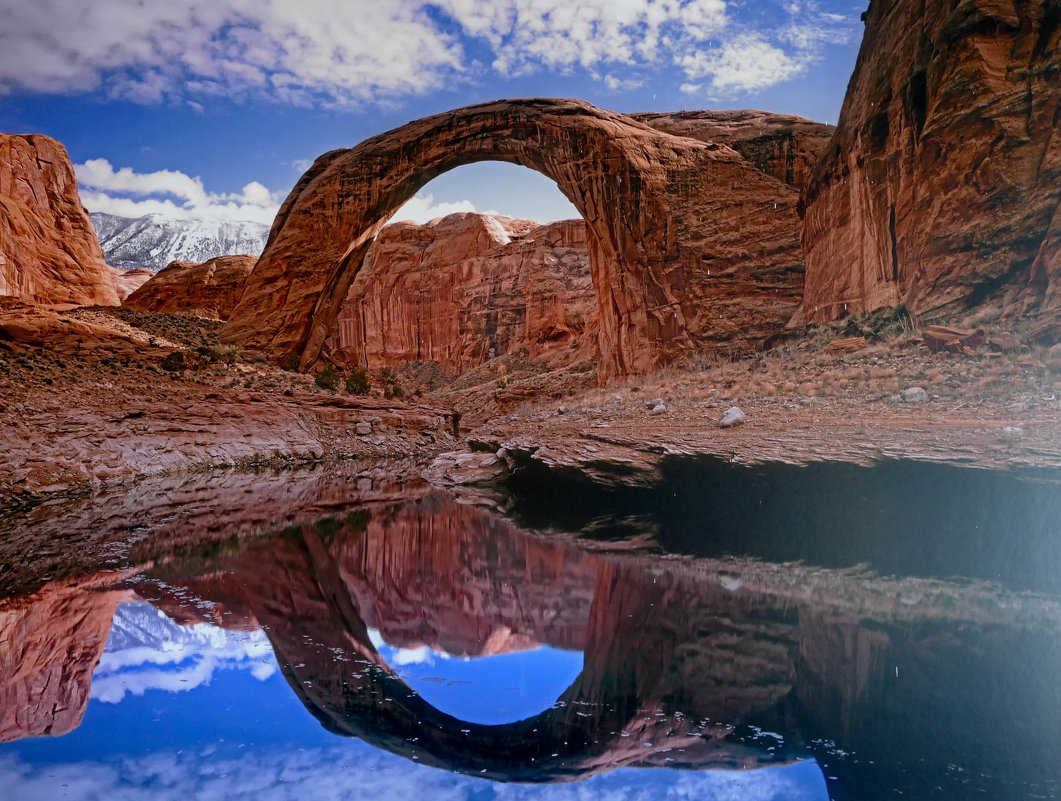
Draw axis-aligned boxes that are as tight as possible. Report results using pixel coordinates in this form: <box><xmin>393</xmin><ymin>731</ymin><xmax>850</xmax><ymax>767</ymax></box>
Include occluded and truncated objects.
<box><xmin>124</xmin><ymin>254</ymin><xmax>257</xmax><ymax>320</ymax></box>
<box><xmin>801</xmin><ymin>0</ymin><xmax>1060</xmax><ymax>340</ymax></box>
<box><xmin>0</xmin><ymin>134</ymin><xmax>119</xmax><ymax>307</ymax></box>
<box><xmin>327</xmin><ymin>212</ymin><xmax>598</xmax><ymax>372</ymax></box>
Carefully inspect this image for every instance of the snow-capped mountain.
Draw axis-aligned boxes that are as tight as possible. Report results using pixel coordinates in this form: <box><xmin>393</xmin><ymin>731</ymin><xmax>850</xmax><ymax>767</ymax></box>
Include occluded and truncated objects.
<box><xmin>90</xmin><ymin>212</ymin><xmax>270</xmax><ymax>272</ymax></box>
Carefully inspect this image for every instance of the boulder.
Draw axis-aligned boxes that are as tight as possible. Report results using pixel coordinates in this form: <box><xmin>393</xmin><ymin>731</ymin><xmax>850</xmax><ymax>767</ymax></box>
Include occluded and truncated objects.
<box><xmin>801</xmin><ymin>0</ymin><xmax>1060</xmax><ymax>329</ymax></box>
<box><xmin>0</xmin><ymin>133</ymin><xmax>119</xmax><ymax>307</ymax></box>
<box><xmin>125</xmin><ymin>255</ymin><xmax>256</xmax><ymax>320</ymax></box>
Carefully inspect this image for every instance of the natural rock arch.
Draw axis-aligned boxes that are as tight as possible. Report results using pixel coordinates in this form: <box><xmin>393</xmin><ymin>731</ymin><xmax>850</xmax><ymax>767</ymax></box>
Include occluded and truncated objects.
<box><xmin>221</xmin><ymin>98</ymin><xmax>808</xmax><ymax>377</ymax></box>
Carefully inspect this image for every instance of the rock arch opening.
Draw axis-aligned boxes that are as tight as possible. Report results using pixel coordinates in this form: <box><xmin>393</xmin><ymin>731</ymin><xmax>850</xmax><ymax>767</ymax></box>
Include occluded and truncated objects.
<box><xmin>220</xmin><ymin>99</ymin><xmax>813</xmax><ymax>378</ymax></box>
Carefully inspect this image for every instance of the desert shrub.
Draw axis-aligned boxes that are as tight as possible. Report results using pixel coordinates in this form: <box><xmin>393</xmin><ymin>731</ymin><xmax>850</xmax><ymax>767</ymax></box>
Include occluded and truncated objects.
<box><xmin>345</xmin><ymin>367</ymin><xmax>370</xmax><ymax>395</ymax></box>
<box><xmin>160</xmin><ymin>351</ymin><xmax>186</xmax><ymax>372</ymax></box>
<box><xmin>197</xmin><ymin>344</ymin><xmax>239</xmax><ymax>364</ymax></box>
<box><xmin>315</xmin><ymin>366</ymin><xmax>340</xmax><ymax>390</ymax></box>
<box><xmin>281</xmin><ymin>353</ymin><xmax>301</xmax><ymax>372</ymax></box>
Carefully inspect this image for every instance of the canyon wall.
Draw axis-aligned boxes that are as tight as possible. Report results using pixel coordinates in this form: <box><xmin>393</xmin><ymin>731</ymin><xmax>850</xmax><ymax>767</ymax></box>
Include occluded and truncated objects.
<box><xmin>327</xmin><ymin>213</ymin><xmax>598</xmax><ymax>371</ymax></box>
<box><xmin>0</xmin><ymin>134</ymin><xmax>119</xmax><ymax>307</ymax></box>
<box><xmin>801</xmin><ymin>0</ymin><xmax>1061</xmax><ymax>336</ymax></box>
<box><xmin>124</xmin><ymin>254</ymin><xmax>256</xmax><ymax>320</ymax></box>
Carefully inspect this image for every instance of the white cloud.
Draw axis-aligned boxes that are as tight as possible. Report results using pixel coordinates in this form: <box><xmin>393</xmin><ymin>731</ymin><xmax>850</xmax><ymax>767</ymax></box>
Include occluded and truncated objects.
<box><xmin>391</xmin><ymin>193</ymin><xmax>478</xmax><ymax>225</ymax></box>
<box><xmin>0</xmin><ymin>0</ymin><xmax>854</xmax><ymax>106</ymax></box>
<box><xmin>680</xmin><ymin>34</ymin><xmax>809</xmax><ymax>94</ymax></box>
<box><xmin>75</xmin><ymin>158</ymin><xmax>283</xmax><ymax>223</ymax></box>
<box><xmin>290</xmin><ymin>158</ymin><xmax>315</xmax><ymax>173</ymax></box>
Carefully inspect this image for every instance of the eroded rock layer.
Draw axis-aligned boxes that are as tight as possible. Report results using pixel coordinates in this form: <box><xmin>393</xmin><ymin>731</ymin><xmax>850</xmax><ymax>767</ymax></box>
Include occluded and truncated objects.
<box><xmin>124</xmin><ymin>255</ymin><xmax>256</xmax><ymax>320</ymax></box>
<box><xmin>801</xmin><ymin>0</ymin><xmax>1061</xmax><ymax>333</ymax></box>
<box><xmin>327</xmin><ymin>213</ymin><xmax>598</xmax><ymax>371</ymax></box>
<box><xmin>222</xmin><ymin>98</ymin><xmax>809</xmax><ymax>377</ymax></box>
<box><xmin>0</xmin><ymin>134</ymin><xmax>119</xmax><ymax>307</ymax></box>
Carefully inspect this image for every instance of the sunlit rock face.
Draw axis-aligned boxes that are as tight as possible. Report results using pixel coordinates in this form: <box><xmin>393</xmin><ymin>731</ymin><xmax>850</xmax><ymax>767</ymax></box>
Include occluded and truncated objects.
<box><xmin>801</xmin><ymin>0</ymin><xmax>1061</xmax><ymax>335</ymax></box>
<box><xmin>124</xmin><ymin>255</ymin><xmax>257</xmax><ymax>320</ymax></box>
<box><xmin>222</xmin><ymin>98</ymin><xmax>811</xmax><ymax>377</ymax></box>
<box><xmin>109</xmin><ymin>266</ymin><xmax>153</xmax><ymax>301</ymax></box>
<box><xmin>0</xmin><ymin>134</ymin><xmax>120</xmax><ymax>307</ymax></box>
<box><xmin>327</xmin><ymin>213</ymin><xmax>597</xmax><ymax>371</ymax></box>
<box><xmin>0</xmin><ymin>580</ymin><xmax>129</xmax><ymax>741</ymax></box>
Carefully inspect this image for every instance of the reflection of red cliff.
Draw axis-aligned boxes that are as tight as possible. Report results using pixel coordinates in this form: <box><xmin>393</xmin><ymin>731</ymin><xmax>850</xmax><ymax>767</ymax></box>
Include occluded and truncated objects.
<box><xmin>0</xmin><ymin>579</ymin><xmax>130</xmax><ymax>741</ymax></box>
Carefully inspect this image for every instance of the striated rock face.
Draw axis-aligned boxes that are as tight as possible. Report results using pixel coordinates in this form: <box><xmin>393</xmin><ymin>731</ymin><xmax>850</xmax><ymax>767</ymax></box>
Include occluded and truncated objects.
<box><xmin>328</xmin><ymin>213</ymin><xmax>597</xmax><ymax>371</ymax></box>
<box><xmin>631</xmin><ymin>110</ymin><xmax>833</xmax><ymax>192</ymax></box>
<box><xmin>124</xmin><ymin>255</ymin><xmax>256</xmax><ymax>319</ymax></box>
<box><xmin>109</xmin><ymin>266</ymin><xmax>153</xmax><ymax>301</ymax></box>
<box><xmin>0</xmin><ymin>134</ymin><xmax>119</xmax><ymax>307</ymax></box>
<box><xmin>0</xmin><ymin>579</ymin><xmax>128</xmax><ymax>741</ymax></box>
<box><xmin>801</xmin><ymin>0</ymin><xmax>1061</xmax><ymax>333</ymax></box>
<box><xmin>222</xmin><ymin>98</ymin><xmax>808</xmax><ymax>377</ymax></box>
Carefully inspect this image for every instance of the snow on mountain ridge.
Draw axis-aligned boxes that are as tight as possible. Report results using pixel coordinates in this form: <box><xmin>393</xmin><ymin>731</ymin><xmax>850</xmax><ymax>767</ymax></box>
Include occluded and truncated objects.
<box><xmin>91</xmin><ymin>212</ymin><xmax>270</xmax><ymax>272</ymax></box>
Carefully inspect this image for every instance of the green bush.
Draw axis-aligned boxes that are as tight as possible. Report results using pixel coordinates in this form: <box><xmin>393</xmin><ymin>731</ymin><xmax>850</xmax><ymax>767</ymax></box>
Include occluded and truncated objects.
<box><xmin>160</xmin><ymin>351</ymin><xmax>186</xmax><ymax>372</ymax></box>
<box><xmin>315</xmin><ymin>366</ymin><xmax>340</xmax><ymax>390</ymax></box>
<box><xmin>197</xmin><ymin>344</ymin><xmax>239</xmax><ymax>364</ymax></box>
<box><xmin>345</xmin><ymin>367</ymin><xmax>370</xmax><ymax>395</ymax></box>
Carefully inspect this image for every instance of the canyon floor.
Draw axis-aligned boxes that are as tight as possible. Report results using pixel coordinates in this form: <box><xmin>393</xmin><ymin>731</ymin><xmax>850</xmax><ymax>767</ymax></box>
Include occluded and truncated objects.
<box><xmin>2</xmin><ymin>299</ymin><xmax>1060</xmax><ymax>506</ymax></box>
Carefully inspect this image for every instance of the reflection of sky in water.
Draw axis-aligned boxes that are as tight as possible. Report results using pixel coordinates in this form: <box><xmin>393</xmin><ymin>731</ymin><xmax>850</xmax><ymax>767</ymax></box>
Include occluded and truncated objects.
<box><xmin>368</xmin><ymin>628</ymin><xmax>585</xmax><ymax>726</ymax></box>
<box><xmin>1</xmin><ymin>602</ymin><xmax>828</xmax><ymax>800</ymax></box>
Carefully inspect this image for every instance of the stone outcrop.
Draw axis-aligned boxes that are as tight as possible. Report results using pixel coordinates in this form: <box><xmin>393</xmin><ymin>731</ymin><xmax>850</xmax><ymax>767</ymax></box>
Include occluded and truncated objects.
<box><xmin>631</xmin><ymin>109</ymin><xmax>834</xmax><ymax>191</ymax></box>
<box><xmin>327</xmin><ymin>213</ymin><xmax>598</xmax><ymax>371</ymax></box>
<box><xmin>109</xmin><ymin>266</ymin><xmax>153</xmax><ymax>301</ymax></box>
<box><xmin>222</xmin><ymin>98</ymin><xmax>810</xmax><ymax>377</ymax></box>
<box><xmin>0</xmin><ymin>134</ymin><xmax>119</xmax><ymax>307</ymax></box>
<box><xmin>124</xmin><ymin>255</ymin><xmax>255</xmax><ymax>320</ymax></box>
<box><xmin>801</xmin><ymin>0</ymin><xmax>1061</xmax><ymax>334</ymax></box>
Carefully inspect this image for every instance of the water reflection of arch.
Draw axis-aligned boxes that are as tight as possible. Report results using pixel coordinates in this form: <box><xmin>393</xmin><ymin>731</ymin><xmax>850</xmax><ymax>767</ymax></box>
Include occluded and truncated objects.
<box><xmin>150</xmin><ymin>495</ymin><xmax>799</xmax><ymax>782</ymax></box>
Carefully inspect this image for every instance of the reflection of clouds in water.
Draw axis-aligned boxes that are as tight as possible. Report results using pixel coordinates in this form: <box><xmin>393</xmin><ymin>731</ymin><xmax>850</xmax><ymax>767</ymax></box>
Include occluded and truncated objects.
<box><xmin>0</xmin><ymin>747</ymin><xmax>825</xmax><ymax>801</ymax></box>
<box><xmin>368</xmin><ymin>628</ymin><xmax>452</xmax><ymax>667</ymax></box>
<box><xmin>91</xmin><ymin>602</ymin><xmax>276</xmax><ymax>703</ymax></box>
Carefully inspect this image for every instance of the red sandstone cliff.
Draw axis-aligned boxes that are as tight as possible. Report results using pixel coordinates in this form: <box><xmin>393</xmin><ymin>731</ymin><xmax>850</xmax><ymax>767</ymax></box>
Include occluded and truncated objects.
<box><xmin>124</xmin><ymin>254</ymin><xmax>256</xmax><ymax>320</ymax></box>
<box><xmin>801</xmin><ymin>0</ymin><xmax>1060</xmax><ymax>335</ymax></box>
<box><xmin>109</xmin><ymin>266</ymin><xmax>153</xmax><ymax>302</ymax></box>
<box><xmin>0</xmin><ymin>134</ymin><xmax>119</xmax><ymax>307</ymax></box>
<box><xmin>327</xmin><ymin>213</ymin><xmax>598</xmax><ymax>371</ymax></box>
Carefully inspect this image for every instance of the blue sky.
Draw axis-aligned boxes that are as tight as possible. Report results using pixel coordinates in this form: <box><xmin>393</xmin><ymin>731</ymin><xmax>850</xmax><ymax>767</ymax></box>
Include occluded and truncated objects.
<box><xmin>0</xmin><ymin>0</ymin><xmax>863</xmax><ymax>226</ymax></box>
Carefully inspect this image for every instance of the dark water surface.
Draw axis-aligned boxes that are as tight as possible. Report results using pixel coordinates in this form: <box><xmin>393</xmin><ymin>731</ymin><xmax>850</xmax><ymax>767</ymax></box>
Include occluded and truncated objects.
<box><xmin>0</xmin><ymin>458</ymin><xmax>1059</xmax><ymax>800</ymax></box>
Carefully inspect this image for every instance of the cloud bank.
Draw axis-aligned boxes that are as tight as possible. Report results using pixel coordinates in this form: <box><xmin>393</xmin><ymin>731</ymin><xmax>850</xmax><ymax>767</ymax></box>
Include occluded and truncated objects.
<box><xmin>0</xmin><ymin>0</ymin><xmax>854</xmax><ymax>105</ymax></box>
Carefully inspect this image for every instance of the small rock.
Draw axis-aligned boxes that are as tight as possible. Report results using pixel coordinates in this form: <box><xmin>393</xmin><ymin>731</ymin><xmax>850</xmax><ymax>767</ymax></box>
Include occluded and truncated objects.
<box><xmin>900</xmin><ymin>387</ymin><xmax>929</xmax><ymax>403</ymax></box>
<box><xmin>557</xmin><ymin>405</ymin><xmax>569</xmax><ymax>415</ymax></box>
<box><xmin>648</xmin><ymin>403</ymin><xmax>667</xmax><ymax>415</ymax></box>
<box><xmin>355</xmin><ymin>421</ymin><xmax>372</xmax><ymax>435</ymax></box>
<box><xmin>1001</xmin><ymin>426</ymin><xmax>1023</xmax><ymax>441</ymax></box>
<box><xmin>718</xmin><ymin>406</ymin><xmax>746</xmax><ymax>428</ymax></box>
<box><xmin>645</xmin><ymin>397</ymin><xmax>664</xmax><ymax>408</ymax></box>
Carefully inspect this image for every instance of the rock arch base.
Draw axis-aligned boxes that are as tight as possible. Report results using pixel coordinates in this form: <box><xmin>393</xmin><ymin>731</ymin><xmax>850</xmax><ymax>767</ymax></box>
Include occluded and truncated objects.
<box><xmin>221</xmin><ymin>99</ymin><xmax>808</xmax><ymax>378</ymax></box>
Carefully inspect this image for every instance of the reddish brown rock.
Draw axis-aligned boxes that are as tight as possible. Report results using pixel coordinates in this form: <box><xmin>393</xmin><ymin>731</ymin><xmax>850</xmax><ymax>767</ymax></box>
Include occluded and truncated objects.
<box><xmin>0</xmin><ymin>134</ymin><xmax>119</xmax><ymax>307</ymax></box>
<box><xmin>327</xmin><ymin>213</ymin><xmax>598</xmax><ymax>371</ymax></box>
<box><xmin>125</xmin><ymin>255</ymin><xmax>255</xmax><ymax>319</ymax></box>
<box><xmin>222</xmin><ymin>98</ymin><xmax>807</xmax><ymax>378</ymax></box>
<box><xmin>801</xmin><ymin>0</ymin><xmax>1060</xmax><ymax>332</ymax></box>
<box><xmin>109</xmin><ymin>266</ymin><xmax>153</xmax><ymax>301</ymax></box>
<box><xmin>922</xmin><ymin>324</ymin><xmax>988</xmax><ymax>354</ymax></box>
<box><xmin>0</xmin><ymin>579</ymin><xmax>129</xmax><ymax>741</ymax></box>
<box><xmin>631</xmin><ymin>109</ymin><xmax>834</xmax><ymax>191</ymax></box>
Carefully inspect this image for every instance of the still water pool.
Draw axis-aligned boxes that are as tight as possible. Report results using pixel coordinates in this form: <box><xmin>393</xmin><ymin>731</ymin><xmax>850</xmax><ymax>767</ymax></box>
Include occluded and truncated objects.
<box><xmin>0</xmin><ymin>458</ymin><xmax>1059</xmax><ymax>800</ymax></box>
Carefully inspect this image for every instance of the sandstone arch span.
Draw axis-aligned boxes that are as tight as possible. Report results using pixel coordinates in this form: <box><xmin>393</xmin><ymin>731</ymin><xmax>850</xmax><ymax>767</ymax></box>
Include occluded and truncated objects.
<box><xmin>220</xmin><ymin>98</ymin><xmax>809</xmax><ymax>377</ymax></box>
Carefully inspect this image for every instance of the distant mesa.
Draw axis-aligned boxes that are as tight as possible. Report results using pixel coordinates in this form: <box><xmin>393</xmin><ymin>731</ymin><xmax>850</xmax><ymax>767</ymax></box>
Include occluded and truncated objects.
<box><xmin>124</xmin><ymin>254</ymin><xmax>257</xmax><ymax>320</ymax></box>
<box><xmin>0</xmin><ymin>133</ymin><xmax>119</xmax><ymax>307</ymax></box>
